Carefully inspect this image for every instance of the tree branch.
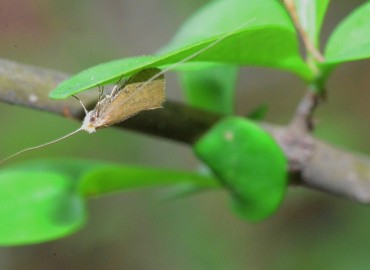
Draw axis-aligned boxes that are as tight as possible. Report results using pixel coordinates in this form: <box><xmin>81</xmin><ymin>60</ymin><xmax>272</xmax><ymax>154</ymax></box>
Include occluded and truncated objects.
<box><xmin>1</xmin><ymin>58</ymin><xmax>370</xmax><ymax>203</ymax></box>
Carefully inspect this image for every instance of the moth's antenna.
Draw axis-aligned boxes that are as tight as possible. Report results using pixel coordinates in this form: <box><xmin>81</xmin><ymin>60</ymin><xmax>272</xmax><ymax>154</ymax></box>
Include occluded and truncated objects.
<box><xmin>146</xmin><ymin>18</ymin><xmax>256</xmax><ymax>85</ymax></box>
<box><xmin>119</xmin><ymin>18</ymin><xmax>256</xmax><ymax>107</ymax></box>
<box><xmin>0</xmin><ymin>128</ymin><xmax>83</xmax><ymax>165</ymax></box>
<box><xmin>73</xmin><ymin>95</ymin><xmax>88</xmax><ymax>115</ymax></box>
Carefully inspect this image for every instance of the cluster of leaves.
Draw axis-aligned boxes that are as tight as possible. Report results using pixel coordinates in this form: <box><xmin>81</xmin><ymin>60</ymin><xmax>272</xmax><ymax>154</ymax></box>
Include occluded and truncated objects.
<box><xmin>1</xmin><ymin>0</ymin><xmax>370</xmax><ymax>245</ymax></box>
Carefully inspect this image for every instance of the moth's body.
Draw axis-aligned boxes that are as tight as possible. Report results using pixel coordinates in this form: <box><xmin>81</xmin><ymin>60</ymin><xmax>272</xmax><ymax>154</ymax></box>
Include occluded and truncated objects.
<box><xmin>81</xmin><ymin>68</ymin><xmax>165</xmax><ymax>133</ymax></box>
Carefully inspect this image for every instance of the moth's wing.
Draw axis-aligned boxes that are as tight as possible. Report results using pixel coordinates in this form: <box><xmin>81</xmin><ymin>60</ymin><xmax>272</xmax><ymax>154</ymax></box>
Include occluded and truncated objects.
<box><xmin>101</xmin><ymin>68</ymin><xmax>166</xmax><ymax>126</ymax></box>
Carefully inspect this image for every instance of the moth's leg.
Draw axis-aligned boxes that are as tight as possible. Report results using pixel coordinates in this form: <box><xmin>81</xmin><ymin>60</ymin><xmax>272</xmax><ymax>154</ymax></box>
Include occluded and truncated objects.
<box><xmin>98</xmin><ymin>84</ymin><xmax>105</xmax><ymax>101</ymax></box>
<box><xmin>109</xmin><ymin>84</ymin><xmax>119</xmax><ymax>98</ymax></box>
<box><xmin>72</xmin><ymin>95</ymin><xmax>88</xmax><ymax>115</ymax></box>
<box><xmin>110</xmin><ymin>74</ymin><xmax>126</xmax><ymax>97</ymax></box>
<box><xmin>95</xmin><ymin>84</ymin><xmax>106</xmax><ymax>116</ymax></box>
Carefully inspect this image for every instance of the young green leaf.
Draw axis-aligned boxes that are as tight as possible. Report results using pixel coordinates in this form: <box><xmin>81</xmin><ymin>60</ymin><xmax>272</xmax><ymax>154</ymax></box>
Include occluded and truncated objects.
<box><xmin>194</xmin><ymin>117</ymin><xmax>287</xmax><ymax>221</ymax></box>
<box><xmin>179</xmin><ymin>65</ymin><xmax>238</xmax><ymax>115</ymax></box>
<box><xmin>50</xmin><ymin>55</ymin><xmax>158</xmax><ymax>99</ymax></box>
<box><xmin>293</xmin><ymin>0</ymin><xmax>330</xmax><ymax>48</ymax></box>
<box><xmin>324</xmin><ymin>1</ymin><xmax>370</xmax><ymax>64</ymax></box>
<box><xmin>79</xmin><ymin>163</ymin><xmax>219</xmax><ymax>197</ymax></box>
<box><xmin>50</xmin><ymin>0</ymin><xmax>312</xmax><ymax>99</ymax></box>
<box><xmin>0</xmin><ymin>159</ymin><xmax>219</xmax><ymax>245</ymax></box>
<box><xmin>0</xmin><ymin>169</ymin><xmax>86</xmax><ymax>246</ymax></box>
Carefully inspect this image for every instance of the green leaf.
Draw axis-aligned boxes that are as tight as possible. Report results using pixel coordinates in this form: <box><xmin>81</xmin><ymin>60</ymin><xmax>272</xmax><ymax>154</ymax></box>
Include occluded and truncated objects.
<box><xmin>50</xmin><ymin>55</ymin><xmax>158</xmax><ymax>99</ymax></box>
<box><xmin>324</xmin><ymin>1</ymin><xmax>370</xmax><ymax>64</ymax></box>
<box><xmin>247</xmin><ymin>104</ymin><xmax>269</xmax><ymax>121</ymax></box>
<box><xmin>158</xmin><ymin>0</ymin><xmax>309</xmax><ymax>77</ymax></box>
<box><xmin>50</xmin><ymin>0</ymin><xmax>312</xmax><ymax>99</ymax></box>
<box><xmin>79</xmin><ymin>164</ymin><xmax>219</xmax><ymax>197</ymax></box>
<box><xmin>194</xmin><ymin>117</ymin><xmax>287</xmax><ymax>221</ymax></box>
<box><xmin>0</xmin><ymin>169</ymin><xmax>86</xmax><ymax>246</ymax></box>
<box><xmin>293</xmin><ymin>0</ymin><xmax>330</xmax><ymax>48</ymax></box>
<box><xmin>0</xmin><ymin>159</ymin><xmax>219</xmax><ymax>245</ymax></box>
<box><xmin>179</xmin><ymin>64</ymin><xmax>238</xmax><ymax>115</ymax></box>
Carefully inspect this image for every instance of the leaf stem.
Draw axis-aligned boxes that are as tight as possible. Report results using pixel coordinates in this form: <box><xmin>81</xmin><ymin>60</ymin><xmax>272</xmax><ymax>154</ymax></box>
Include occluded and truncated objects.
<box><xmin>283</xmin><ymin>0</ymin><xmax>325</xmax><ymax>63</ymax></box>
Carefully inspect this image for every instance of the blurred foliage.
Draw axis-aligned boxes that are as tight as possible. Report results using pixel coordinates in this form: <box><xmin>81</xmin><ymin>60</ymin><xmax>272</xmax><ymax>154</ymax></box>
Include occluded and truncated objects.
<box><xmin>3</xmin><ymin>0</ymin><xmax>294</xmax><ymax>244</ymax></box>
<box><xmin>195</xmin><ymin>117</ymin><xmax>287</xmax><ymax>221</ymax></box>
<box><xmin>0</xmin><ymin>0</ymin><xmax>370</xmax><ymax>269</ymax></box>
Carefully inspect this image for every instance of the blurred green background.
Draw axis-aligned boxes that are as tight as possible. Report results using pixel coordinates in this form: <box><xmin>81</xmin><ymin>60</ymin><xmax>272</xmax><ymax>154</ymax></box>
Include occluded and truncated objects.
<box><xmin>1</xmin><ymin>0</ymin><xmax>370</xmax><ymax>269</ymax></box>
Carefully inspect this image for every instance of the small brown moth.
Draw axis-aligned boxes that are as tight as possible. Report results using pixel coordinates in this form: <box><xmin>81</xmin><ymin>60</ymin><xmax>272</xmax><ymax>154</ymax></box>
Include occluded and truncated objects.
<box><xmin>0</xmin><ymin>18</ymin><xmax>255</xmax><ymax>163</ymax></box>
<box><xmin>0</xmin><ymin>68</ymin><xmax>165</xmax><ymax>163</ymax></box>
<box><xmin>81</xmin><ymin>68</ymin><xmax>165</xmax><ymax>133</ymax></box>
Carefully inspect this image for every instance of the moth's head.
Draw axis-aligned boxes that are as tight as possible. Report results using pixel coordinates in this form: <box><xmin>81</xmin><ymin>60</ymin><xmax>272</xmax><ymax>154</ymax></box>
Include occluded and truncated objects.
<box><xmin>81</xmin><ymin>111</ymin><xmax>97</xmax><ymax>133</ymax></box>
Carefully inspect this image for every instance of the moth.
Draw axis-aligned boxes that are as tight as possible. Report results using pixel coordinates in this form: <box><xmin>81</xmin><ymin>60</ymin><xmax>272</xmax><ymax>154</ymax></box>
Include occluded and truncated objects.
<box><xmin>0</xmin><ymin>68</ymin><xmax>165</xmax><ymax>163</ymax></box>
<box><xmin>81</xmin><ymin>68</ymin><xmax>165</xmax><ymax>134</ymax></box>
<box><xmin>0</xmin><ymin>18</ymin><xmax>255</xmax><ymax>163</ymax></box>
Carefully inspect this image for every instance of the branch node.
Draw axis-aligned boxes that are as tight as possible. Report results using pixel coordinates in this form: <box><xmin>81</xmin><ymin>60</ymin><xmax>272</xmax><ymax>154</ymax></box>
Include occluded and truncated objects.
<box><xmin>289</xmin><ymin>91</ymin><xmax>320</xmax><ymax>135</ymax></box>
